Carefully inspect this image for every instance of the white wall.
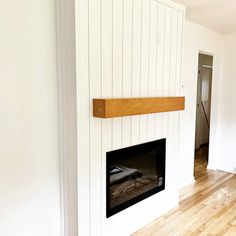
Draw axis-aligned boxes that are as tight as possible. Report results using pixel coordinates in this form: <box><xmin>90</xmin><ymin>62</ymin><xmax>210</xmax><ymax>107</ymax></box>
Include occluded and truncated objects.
<box><xmin>179</xmin><ymin>21</ymin><xmax>223</xmax><ymax>187</ymax></box>
<box><xmin>0</xmin><ymin>1</ymin><xmax>61</xmax><ymax>236</ymax></box>
<box><xmin>75</xmin><ymin>0</ymin><xmax>184</xmax><ymax>235</ymax></box>
<box><xmin>216</xmin><ymin>34</ymin><xmax>236</xmax><ymax>174</ymax></box>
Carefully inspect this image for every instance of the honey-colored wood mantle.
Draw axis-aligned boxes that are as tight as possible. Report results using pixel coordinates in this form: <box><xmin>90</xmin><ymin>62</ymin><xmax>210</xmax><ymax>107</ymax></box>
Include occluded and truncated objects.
<box><xmin>93</xmin><ymin>97</ymin><xmax>185</xmax><ymax>118</ymax></box>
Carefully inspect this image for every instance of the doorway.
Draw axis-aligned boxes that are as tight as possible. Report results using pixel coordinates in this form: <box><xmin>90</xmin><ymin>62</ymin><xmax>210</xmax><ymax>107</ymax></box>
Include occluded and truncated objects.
<box><xmin>194</xmin><ymin>53</ymin><xmax>213</xmax><ymax>179</ymax></box>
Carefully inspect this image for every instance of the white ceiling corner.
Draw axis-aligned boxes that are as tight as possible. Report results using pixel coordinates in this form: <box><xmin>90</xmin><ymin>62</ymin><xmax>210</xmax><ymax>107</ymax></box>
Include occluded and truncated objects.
<box><xmin>172</xmin><ymin>0</ymin><xmax>236</xmax><ymax>34</ymax></box>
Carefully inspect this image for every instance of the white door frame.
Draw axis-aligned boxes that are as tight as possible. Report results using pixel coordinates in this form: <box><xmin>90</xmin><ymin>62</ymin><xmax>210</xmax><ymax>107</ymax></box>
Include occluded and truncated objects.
<box><xmin>56</xmin><ymin>0</ymin><xmax>78</xmax><ymax>235</ymax></box>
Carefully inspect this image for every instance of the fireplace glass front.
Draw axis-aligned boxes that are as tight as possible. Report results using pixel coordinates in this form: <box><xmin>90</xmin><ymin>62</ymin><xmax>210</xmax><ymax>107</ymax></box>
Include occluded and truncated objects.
<box><xmin>106</xmin><ymin>139</ymin><xmax>166</xmax><ymax>217</ymax></box>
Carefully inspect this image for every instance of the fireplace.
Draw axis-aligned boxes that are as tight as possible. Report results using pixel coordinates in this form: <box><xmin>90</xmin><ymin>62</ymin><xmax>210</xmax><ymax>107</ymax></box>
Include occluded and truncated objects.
<box><xmin>106</xmin><ymin>139</ymin><xmax>166</xmax><ymax>217</ymax></box>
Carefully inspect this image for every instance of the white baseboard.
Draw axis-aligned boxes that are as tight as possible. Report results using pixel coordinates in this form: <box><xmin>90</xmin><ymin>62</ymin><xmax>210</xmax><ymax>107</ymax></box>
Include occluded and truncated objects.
<box><xmin>207</xmin><ymin>163</ymin><xmax>236</xmax><ymax>174</ymax></box>
<box><xmin>216</xmin><ymin>167</ymin><xmax>236</xmax><ymax>174</ymax></box>
<box><xmin>207</xmin><ymin>164</ymin><xmax>216</xmax><ymax>171</ymax></box>
<box><xmin>179</xmin><ymin>176</ymin><xmax>196</xmax><ymax>189</ymax></box>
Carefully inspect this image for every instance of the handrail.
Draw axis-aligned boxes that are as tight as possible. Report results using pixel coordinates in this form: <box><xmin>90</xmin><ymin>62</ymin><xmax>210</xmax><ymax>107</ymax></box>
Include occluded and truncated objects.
<box><xmin>201</xmin><ymin>100</ymin><xmax>210</xmax><ymax>129</ymax></box>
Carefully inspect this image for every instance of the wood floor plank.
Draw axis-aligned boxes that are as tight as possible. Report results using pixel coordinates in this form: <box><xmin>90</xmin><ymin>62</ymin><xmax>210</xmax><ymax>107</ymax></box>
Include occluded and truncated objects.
<box><xmin>198</xmin><ymin>204</ymin><xmax>236</xmax><ymax>236</ymax></box>
<box><xmin>224</xmin><ymin>226</ymin><xmax>236</xmax><ymax>236</ymax></box>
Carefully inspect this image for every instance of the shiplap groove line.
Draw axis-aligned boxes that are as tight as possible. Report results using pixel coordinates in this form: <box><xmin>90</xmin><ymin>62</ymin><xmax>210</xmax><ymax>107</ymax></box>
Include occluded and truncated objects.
<box><xmin>167</xmin><ymin>6</ymin><xmax>171</xmax><ymax>140</ymax></box>
<box><xmin>100</xmin><ymin>0</ymin><xmax>103</xmax><ymax>230</ymax></box>
<box><xmin>147</xmin><ymin>3</ymin><xmax>150</xmax><ymax>140</ymax></box>
<box><xmin>178</xmin><ymin>12</ymin><xmax>184</xmax><ymax>190</ymax></box>
<box><xmin>131</xmin><ymin>0</ymin><xmax>142</xmax><ymax>146</ymax></box>
<box><xmin>180</xmin><ymin>12</ymin><xmax>184</xmax><ymax>94</ymax></box>
<box><xmin>147</xmin><ymin>0</ymin><xmax>151</xmax><ymax>140</ymax></box>
<box><xmin>176</xmin><ymin>12</ymin><xmax>181</xmax><ymax>179</ymax></box>
<box><xmin>139</xmin><ymin>0</ymin><xmax>143</xmax><ymax>99</ymax></box>
<box><xmin>174</xmin><ymin>11</ymin><xmax>179</xmax><ymax>96</ymax></box>
<box><xmin>88</xmin><ymin>0</ymin><xmax>91</xmax><ymax>233</ymax></box>
<box><xmin>121</xmin><ymin>0</ymin><xmax>124</xmax><ymax>99</ymax></box>
<box><xmin>170</xmin><ymin>9</ymin><xmax>177</xmax><ymax>96</ymax></box>
<box><xmin>140</xmin><ymin>0</ymin><xmax>151</xmax><ymax>143</ymax></box>
<box><xmin>148</xmin><ymin>0</ymin><xmax>158</xmax><ymax>140</ymax></box>
<box><xmin>121</xmin><ymin>0</ymin><xmax>124</xmax><ymax>148</ymax></box>
<box><xmin>122</xmin><ymin>0</ymin><xmax>132</xmax><ymax>148</ymax></box>
<box><xmin>176</xmin><ymin>15</ymin><xmax>180</xmax><ymax>93</ymax></box>
<box><xmin>101</xmin><ymin>0</ymin><xmax>113</xmax><ymax>234</ymax></box>
<box><xmin>87</xmin><ymin>0</ymin><xmax>91</xmax><ymax>234</ymax></box>
<box><xmin>176</xmin><ymin>13</ymin><xmax>180</xmax><ymax>96</ymax></box>
<box><xmin>178</xmin><ymin>12</ymin><xmax>181</xmax><ymax>94</ymax></box>
<box><xmin>154</xmin><ymin>2</ymin><xmax>159</xmax><ymax>138</ymax></box>
<box><xmin>130</xmin><ymin>0</ymin><xmax>134</xmax><ymax>146</ymax></box>
<box><xmin>178</xmin><ymin>12</ymin><xmax>183</xmax><ymax>94</ymax></box>
<box><xmin>111</xmin><ymin>0</ymin><xmax>125</xmax><ymax>229</ymax></box>
<box><xmin>174</xmin><ymin>10</ymin><xmax>179</xmax><ymax>167</ymax></box>
<box><xmin>112</xmin><ymin>0</ymin><xmax>122</xmax><ymax>150</ymax></box>
<box><xmin>129</xmin><ymin>0</ymin><xmax>134</xmax><ymax>147</ymax></box>
<box><xmin>174</xmin><ymin>9</ymin><xmax>179</xmax><ymax>171</ymax></box>
<box><xmin>154</xmin><ymin>2</ymin><xmax>159</xmax><ymax>95</ymax></box>
<box><xmin>131</xmin><ymin>0</ymin><xmax>134</xmax><ymax>99</ymax></box>
<box><xmin>138</xmin><ymin>0</ymin><xmax>143</xmax><ymax>144</ymax></box>
<box><xmin>161</xmin><ymin>5</ymin><xmax>166</xmax><ymax>137</ymax></box>
<box><xmin>147</xmin><ymin>0</ymin><xmax>151</xmax><ymax>94</ymax></box>
<box><xmin>166</xmin><ymin>7</ymin><xmax>174</xmax><ymax>185</ymax></box>
<box><xmin>147</xmin><ymin>0</ymin><xmax>151</xmax><ymax>143</ymax></box>
<box><xmin>111</xmin><ymin>0</ymin><xmax>114</xmax><ymax>151</ymax></box>
<box><xmin>167</xmin><ymin>7</ymin><xmax>172</xmax><ymax>137</ymax></box>
<box><xmin>168</xmin><ymin>8</ymin><xmax>172</xmax><ymax>94</ymax></box>
<box><xmin>170</xmin><ymin>8</ymin><xmax>178</xmax><ymax>188</ymax></box>
<box><xmin>155</xmin><ymin>2</ymin><xmax>164</xmax><ymax>140</ymax></box>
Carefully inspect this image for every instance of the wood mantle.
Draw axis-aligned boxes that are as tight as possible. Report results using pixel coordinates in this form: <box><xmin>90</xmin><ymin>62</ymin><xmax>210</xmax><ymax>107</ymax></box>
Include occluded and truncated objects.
<box><xmin>93</xmin><ymin>97</ymin><xmax>185</xmax><ymax>118</ymax></box>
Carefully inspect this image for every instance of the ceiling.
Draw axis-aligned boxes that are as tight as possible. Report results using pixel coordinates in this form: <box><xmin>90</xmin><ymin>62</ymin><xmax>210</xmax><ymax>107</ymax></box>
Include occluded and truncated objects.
<box><xmin>173</xmin><ymin>0</ymin><xmax>236</xmax><ymax>34</ymax></box>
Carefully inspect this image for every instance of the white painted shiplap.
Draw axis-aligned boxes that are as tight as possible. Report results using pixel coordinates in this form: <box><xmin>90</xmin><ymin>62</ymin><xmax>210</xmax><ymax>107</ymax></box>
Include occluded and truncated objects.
<box><xmin>75</xmin><ymin>0</ymin><xmax>184</xmax><ymax>235</ymax></box>
<box><xmin>122</xmin><ymin>0</ymin><xmax>132</xmax><ymax>148</ymax></box>
<box><xmin>131</xmin><ymin>0</ymin><xmax>142</xmax><ymax>146</ymax></box>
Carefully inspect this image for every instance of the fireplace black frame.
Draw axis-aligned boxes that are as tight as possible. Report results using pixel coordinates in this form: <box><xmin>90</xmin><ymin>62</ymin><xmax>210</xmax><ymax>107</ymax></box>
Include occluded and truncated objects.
<box><xmin>106</xmin><ymin>139</ymin><xmax>166</xmax><ymax>218</ymax></box>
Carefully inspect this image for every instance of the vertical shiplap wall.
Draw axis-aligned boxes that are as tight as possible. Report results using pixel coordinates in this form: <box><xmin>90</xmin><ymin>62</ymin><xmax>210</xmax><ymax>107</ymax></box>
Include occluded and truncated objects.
<box><xmin>76</xmin><ymin>0</ymin><xmax>184</xmax><ymax>235</ymax></box>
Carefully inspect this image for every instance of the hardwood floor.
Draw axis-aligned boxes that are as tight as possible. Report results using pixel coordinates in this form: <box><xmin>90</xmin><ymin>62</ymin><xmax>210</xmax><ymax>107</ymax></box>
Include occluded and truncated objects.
<box><xmin>132</xmin><ymin>145</ymin><xmax>236</xmax><ymax>236</ymax></box>
<box><xmin>194</xmin><ymin>144</ymin><xmax>209</xmax><ymax>179</ymax></box>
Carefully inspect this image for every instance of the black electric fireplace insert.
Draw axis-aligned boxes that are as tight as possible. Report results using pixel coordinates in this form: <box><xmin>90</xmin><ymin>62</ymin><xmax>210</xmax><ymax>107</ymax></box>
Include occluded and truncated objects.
<box><xmin>106</xmin><ymin>139</ymin><xmax>166</xmax><ymax>218</ymax></box>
